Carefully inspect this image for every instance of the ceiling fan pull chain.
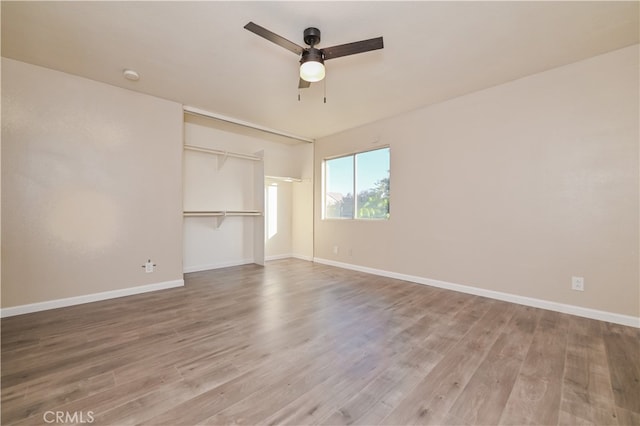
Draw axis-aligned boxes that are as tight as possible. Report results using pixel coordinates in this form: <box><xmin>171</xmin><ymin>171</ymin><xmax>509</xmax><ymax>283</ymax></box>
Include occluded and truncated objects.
<box><xmin>324</xmin><ymin>72</ymin><xmax>327</xmax><ymax>104</ymax></box>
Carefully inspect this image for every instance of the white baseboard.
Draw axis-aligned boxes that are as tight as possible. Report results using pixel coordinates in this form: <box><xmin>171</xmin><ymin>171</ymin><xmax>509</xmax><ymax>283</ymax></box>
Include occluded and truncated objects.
<box><xmin>291</xmin><ymin>254</ymin><xmax>314</xmax><ymax>262</ymax></box>
<box><xmin>265</xmin><ymin>254</ymin><xmax>293</xmax><ymax>261</ymax></box>
<box><xmin>265</xmin><ymin>253</ymin><xmax>314</xmax><ymax>262</ymax></box>
<box><xmin>184</xmin><ymin>255</ymin><xmax>313</xmax><ymax>272</ymax></box>
<box><xmin>313</xmin><ymin>258</ymin><xmax>640</xmax><ymax>328</ymax></box>
<box><xmin>0</xmin><ymin>279</ymin><xmax>185</xmax><ymax>318</ymax></box>
<box><xmin>183</xmin><ymin>259</ymin><xmax>255</xmax><ymax>273</ymax></box>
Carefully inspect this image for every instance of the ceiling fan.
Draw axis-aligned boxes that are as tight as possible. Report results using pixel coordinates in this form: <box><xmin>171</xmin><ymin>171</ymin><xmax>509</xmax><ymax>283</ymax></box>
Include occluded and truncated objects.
<box><xmin>244</xmin><ymin>22</ymin><xmax>384</xmax><ymax>89</ymax></box>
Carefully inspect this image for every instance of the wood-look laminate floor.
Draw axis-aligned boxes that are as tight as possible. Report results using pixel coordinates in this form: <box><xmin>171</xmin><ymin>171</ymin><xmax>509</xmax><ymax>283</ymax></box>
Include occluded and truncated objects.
<box><xmin>2</xmin><ymin>259</ymin><xmax>639</xmax><ymax>425</ymax></box>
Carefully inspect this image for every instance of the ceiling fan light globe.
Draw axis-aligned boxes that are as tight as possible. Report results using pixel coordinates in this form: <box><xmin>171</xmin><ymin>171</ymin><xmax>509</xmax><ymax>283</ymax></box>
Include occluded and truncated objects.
<box><xmin>300</xmin><ymin>61</ymin><xmax>325</xmax><ymax>82</ymax></box>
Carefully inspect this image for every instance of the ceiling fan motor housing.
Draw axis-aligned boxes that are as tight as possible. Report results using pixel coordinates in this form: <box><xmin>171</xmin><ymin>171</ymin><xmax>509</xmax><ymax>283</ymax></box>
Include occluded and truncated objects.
<box><xmin>303</xmin><ymin>27</ymin><xmax>321</xmax><ymax>47</ymax></box>
<box><xmin>300</xmin><ymin>47</ymin><xmax>324</xmax><ymax>64</ymax></box>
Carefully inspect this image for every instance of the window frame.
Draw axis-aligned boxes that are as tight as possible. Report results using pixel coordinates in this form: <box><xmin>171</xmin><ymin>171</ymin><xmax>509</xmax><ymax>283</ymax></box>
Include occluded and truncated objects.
<box><xmin>322</xmin><ymin>145</ymin><xmax>390</xmax><ymax>221</ymax></box>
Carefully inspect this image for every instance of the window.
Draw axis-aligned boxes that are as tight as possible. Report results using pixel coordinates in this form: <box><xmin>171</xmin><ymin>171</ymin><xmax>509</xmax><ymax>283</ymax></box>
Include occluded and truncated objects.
<box><xmin>324</xmin><ymin>147</ymin><xmax>390</xmax><ymax>220</ymax></box>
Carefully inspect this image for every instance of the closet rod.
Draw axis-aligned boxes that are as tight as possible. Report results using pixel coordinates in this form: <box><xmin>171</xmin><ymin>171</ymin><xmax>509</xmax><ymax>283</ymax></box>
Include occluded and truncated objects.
<box><xmin>183</xmin><ymin>210</ymin><xmax>262</xmax><ymax>217</ymax></box>
<box><xmin>183</xmin><ymin>106</ymin><xmax>315</xmax><ymax>144</ymax></box>
<box><xmin>184</xmin><ymin>144</ymin><xmax>261</xmax><ymax>161</ymax></box>
<box><xmin>265</xmin><ymin>175</ymin><xmax>303</xmax><ymax>183</ymax></box>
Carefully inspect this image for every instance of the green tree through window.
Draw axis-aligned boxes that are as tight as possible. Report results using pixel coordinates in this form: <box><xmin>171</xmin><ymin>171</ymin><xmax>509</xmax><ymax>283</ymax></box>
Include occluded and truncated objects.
<box><xmin>357</xmin><ymin>175</ymin><xmax>389</xmax><ymax>219</ymax></box>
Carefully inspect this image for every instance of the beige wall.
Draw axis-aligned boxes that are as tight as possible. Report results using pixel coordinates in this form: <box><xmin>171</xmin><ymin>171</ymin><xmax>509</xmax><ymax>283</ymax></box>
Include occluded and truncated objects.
<box><xmin>1</xmin><ymin>58</ymin><xmax>184</xmax><ymax>308</ymax></box>
<box><xmin>314</xmin><ymin>45</ymin><xmax>639</xmax><ymax>318</ymax></box>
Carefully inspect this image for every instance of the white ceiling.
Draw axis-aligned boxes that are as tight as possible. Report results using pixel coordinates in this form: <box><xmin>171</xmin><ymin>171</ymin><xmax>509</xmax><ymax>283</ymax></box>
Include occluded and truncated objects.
<box><xmin>2</xmin><ymin>1</ymin><xmax>638</xmax><ymax>142</ymax></box>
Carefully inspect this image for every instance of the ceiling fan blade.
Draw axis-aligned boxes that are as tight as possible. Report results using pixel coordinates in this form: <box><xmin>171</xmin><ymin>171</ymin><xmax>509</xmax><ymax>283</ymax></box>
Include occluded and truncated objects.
<box><xmin>322</xmin><ymin>37</ymin><xmax>384</xmax><ymax>60</ymax></box>
<box><xmin>298</xmin><ymin>78</ymin><xmax>311</xmax><ymax>89</ymax></box>
<box><xmin>244</xmin><ymin>22</ymin><xmax>304</xmax><ymax>55</ymax></box>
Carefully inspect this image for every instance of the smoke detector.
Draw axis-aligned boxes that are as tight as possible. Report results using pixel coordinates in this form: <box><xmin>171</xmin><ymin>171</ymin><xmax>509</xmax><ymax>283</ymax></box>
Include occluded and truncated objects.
<box><xmin>123</xmin><ymin>69</ymin><xmax>140</xmax><ymax>81</ymax></box>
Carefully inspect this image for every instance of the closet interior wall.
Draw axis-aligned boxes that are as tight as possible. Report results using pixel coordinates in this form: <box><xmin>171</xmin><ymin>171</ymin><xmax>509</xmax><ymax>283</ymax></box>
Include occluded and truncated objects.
<box><xmin>182</xmin><ymin>114</ymin><xmax>313</xmax><ymax>273</ymax></box>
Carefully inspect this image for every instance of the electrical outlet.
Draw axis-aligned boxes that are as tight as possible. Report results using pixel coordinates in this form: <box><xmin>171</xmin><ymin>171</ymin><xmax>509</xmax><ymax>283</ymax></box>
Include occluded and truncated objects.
<box><xmin>571</xmin><ymin>276</ymin><xmax>584</xmax><ymax>291</ymax></box>
<box><xmin>144</xmin><ymin>259</ymin><xmax>155</xmax><ymax>273</ymax></box>
<box><xmin>333</xmin><ymin>246</ymin><xmax>339</xmax><ymax>255</ymax></box>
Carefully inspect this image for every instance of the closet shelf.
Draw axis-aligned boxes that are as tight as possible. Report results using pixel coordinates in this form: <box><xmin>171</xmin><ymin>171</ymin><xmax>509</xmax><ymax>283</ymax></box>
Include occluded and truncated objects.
<box><xmin>184</xmin><ymin>144</ymin><xmax>262</xmax><ymax>162</ymax></box>
<box><xmin>183</xmin><ymin>210</ymin><xmax>262</xmax><ymax>229</ymax></box>
<box><xmin>183</xmin><ymin>210</ymin><xmax>262</xmax><ymax>217</ymax></box>
<box><xmin>265</xmin><ymin>175</ymin><xmax>302</xmax><ymax>183</ymax></box>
